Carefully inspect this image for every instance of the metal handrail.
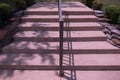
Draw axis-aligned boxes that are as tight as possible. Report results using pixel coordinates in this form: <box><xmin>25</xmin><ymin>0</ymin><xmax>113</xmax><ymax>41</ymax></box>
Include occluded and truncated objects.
<box><xmin>58</xmin><ymin>0</ymin><xmax>64</xmax><ymax>76</ymax></box>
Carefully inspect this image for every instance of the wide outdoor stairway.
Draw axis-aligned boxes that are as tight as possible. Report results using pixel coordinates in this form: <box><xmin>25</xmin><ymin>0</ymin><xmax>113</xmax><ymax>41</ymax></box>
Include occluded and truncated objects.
<box><xmin>1</xmin><ymin>2</ymin><xmax>120</xmax><ymax>80</ymax></box>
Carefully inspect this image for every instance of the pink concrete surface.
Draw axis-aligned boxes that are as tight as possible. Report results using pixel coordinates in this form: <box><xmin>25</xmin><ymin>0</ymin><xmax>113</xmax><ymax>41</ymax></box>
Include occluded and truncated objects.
<box><xmin>0</xmin><ymin>70</ymin><xmax>120</xmax><ymax>80</ymax></box>
<box><xmin>26</xmin><ymin>2</ymin><xmax>93</xmax><ymax>12</ymax></box>
<box><xmin>0</xmin><ymin>54</ymin><xmax>59</xmax><ymax>65</ymax></box>
<box><xmin>22</xmin><ymin>15</ymin><xmax>97</xmax><ymax>19</ymax></box>
<box><xmin>18</xmin><ymin>22</ymin><xmax>102</xmax><ymax>31</ymax></box>
<box><xmin>1</xmin><ymin>53</ymin><xmax>120</xmax><ymax>66</ymax></box>
<box><xmin>3</xmin><ymin>41</ymin><xmax>119</xmax><ymax>50</ymax></box>
<box><xmin>64</xmin><ymin>41</ymin><xmax>119</xmax><ymax>49</ymax></box>
<box><xmin>1</xmin><ymin>2</ymin><xmax>120</xmax><ymax>80</ymax></box>
<box><xmin>21</xmin><ymin>15</ymin><xmax>98</xmax><ymax>22</ymax></box>
<box><xmin>19</xmin><ymin>22</ymin><xmax>101</xmax><ymax>28</ymax></box>
<box><xmin>3</xmin><ymin>41</ymin><xmax>120</xmax><ymax>54</ymax></box>
<box><xmin>14</xmin><ymin>31</ymin><xmax>106</xmax><ymax>38</ymax></box>
<box><xmin>73</xmin><ymin>54</ymin><xmax>120</xmax><ymax>65</ymax></box>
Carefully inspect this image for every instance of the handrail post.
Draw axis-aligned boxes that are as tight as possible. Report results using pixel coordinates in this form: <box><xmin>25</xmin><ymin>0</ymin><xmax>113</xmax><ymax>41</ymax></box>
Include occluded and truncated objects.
<box><xmin>58</xmin><ymin>0</ymin><xmax>64</xmax><ymax>76</ymax></box>
<box><xmin>59</xmin><ymin>20</ymin><xmax>64</xmax><ymax>76</ymax></box>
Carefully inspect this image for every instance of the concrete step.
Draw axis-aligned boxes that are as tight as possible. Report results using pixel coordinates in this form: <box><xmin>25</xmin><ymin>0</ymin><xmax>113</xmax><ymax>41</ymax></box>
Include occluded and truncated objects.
<box><xmin>14</xmin><ymin>31</ymin><xmax>106</xmax><ymax>42</ymax></box>
<box><xmin>0</xmin><ymin>70</ymin><xmax>120</xmax><ymax>80</ymax></box>
<box><xmin>18</xmin><ymin>22</ymin><xmax>102</xmax><ymax>31</ymax></box>
<box><xmin>0</xmin><ymin>65</ymin><xmax>120</xmax><ymax>70</ymax></box>
<box><xmin>21</xmin><ymin>15</ymin><xmax>98</xmax><ymax>22</ymax></box>
<box><xmin>25</xmin><ymin>2</ymin><xmax>94</xmax><ymax>15</ymax></box>
<box><xmin>2</xmin><ymin>41</ymin><xmax>120</xmax><ymax>54</ymax></box>
<box><xmin>0</xmin><ymin>54</ymin><xmax>120</xmax><ymax>70</ymax></box>
<box><xmin>0</xmin><ymin>54</ymin><xmax>59</xmax><ymax>66</ymax></box>
<box><xmin>25</xmin><ymin>10</ymin><xmax>94</xmax><ymax>15</ymax></box>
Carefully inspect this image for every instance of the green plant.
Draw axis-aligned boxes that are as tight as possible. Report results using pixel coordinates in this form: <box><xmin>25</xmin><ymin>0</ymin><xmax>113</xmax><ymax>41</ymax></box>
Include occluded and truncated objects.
<box><xmin>80</xmin><ymin>0</ymin><xmax>86</xmax><ymax>4</ymax></box>
<box><xmin>0</xmin><ymin>3</ymin><xmax>12</xmax><ymax>28</ymax></box>
<box><xmin>35</xmin><ymin>0</ymin><xmax>54</xmax><ymax>2</ymax></box>
<box><xmin>117</xmin><ymin>16</ymin><xmax>120</xmax><ymax>30</ymax></box>
<box><xmin>13</xmin><ymin>0</ymin><xmax>26</xmax><ymax>10</ymax></box>
<box><xmin>92</xmin><ymin>0</ymin><xmax>103</xmax><ymax>10</ymax></box>
<box><xmin>86</xmin><ymin>0</ymin><xmax>95</xmax><ymax>8</ymax></box>
<box><xmin>0</xmin><ymin>0</ymin><xmax>10</xmax><ymax>3</ymax></box>
<box><xmin>25</xmin><ymin>0</ymin><xmax>35</xmax><ymax>6</ymax></box>
<box><xmin>105</xmin><ymin>5</ymin><xmax>120</xmax><ymax>24</ymax></box>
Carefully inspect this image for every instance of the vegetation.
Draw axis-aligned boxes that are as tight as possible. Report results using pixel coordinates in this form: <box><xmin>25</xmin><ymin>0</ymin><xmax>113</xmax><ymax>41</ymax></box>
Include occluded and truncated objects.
<box><xmin>117</xmin><ymin>16</ymin><xmax>120</xmax><ymax>30</ymax></box>
<box><xmin>25</xmin><ymin>0</ymin><xmax>35</xmax><ymax>6</ymax></box>
<box><xmin>0</xmin><ymin>0</ymin><xmax>35</xmax><ymax>29</ymax></box>
<box><xmin>92</xmin><ymin>0</ymin><xmax>103</xmax><ymax>10</ymax></box>
<box><xmin>0</xmin><ymin>3</ymin><xmax>12</xmax><ymax>29</ymax></box>
<box><xmin>101</xmin><ymin>0</ymin><xmax>120</xmax><ymax>30</ymax></box>
<box><xmin>0</xmin><ymin>0</ymin><xmax>120</xmax><ymax>29</ymax></box>
<box><xmin>102</xmin><ymin>0</ymin><xmax>120</xmax><ymax>7</ymax></box>
<box><xmin>13</xmin><ymin>0</ymin><xmax>26</xmax><ymax>10</ymax></box>
<box><xmin>105</xmin><ymin>5</ymin><xmax>120</xmax><ymax>24</ymax></box>
<box><xmin>85</xmin><ymin>0</ymin><xmax>94</xmax><ymax>8</ymax></box>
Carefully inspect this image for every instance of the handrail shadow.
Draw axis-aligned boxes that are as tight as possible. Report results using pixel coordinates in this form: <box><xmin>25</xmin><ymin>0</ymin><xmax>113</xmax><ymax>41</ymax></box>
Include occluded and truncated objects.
<box><xmin>62</xmin><ymin>12</ymin><xmax>77</xmax><ymax>80</ymax></box>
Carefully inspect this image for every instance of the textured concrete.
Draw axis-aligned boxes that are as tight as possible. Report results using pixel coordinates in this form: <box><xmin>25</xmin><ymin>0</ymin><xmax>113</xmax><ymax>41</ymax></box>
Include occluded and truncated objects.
<box><xmin>1</xmin><ymin>54</ymin><xmax>120</xmax><ymax>66</ymax></box>
<box><xmin>18</xmin><ymin>22</ymin><xmax>102</xmax><ymax>31</ymax></box>
<box><xmin>22</xmin><ymin>15</ymin><xmax>98</xmax><ymax>22</ymax></box>
<box><xmin>19</xmin><ymin>22</ymin><xmax>101</xmax><ymax>28</ymax></box>
<box><xmin>25</xmin><ymin>2</ymin><xmax>94</xmax><ymax>15</ymax></box>
<box><xmin>0</xmin><ymin>54</ymin><xmax>59</xmax><ymax>65</ymax></box>
<box><xmin>14</xmin><ymin>31</ymin><xmax>106</xmax><ymax>41</ymax></box>
<box><xmin>1</xmin><ymin>2</ymin><xmax>120</xmax><ymax>80</ymax></box>
<box><xmin>73</xmin><ymin>54</ymin><xmax>120</xmax><ymax>66</ymax></box>
<box><xmin>26</xmin><ymin>2</ymin><xmax>93</xmax><ymax>11</ymax></box>
<box><xmin>0</xmin><ymin>70</ymin><xmax>120</xmax><ymax>80</ymax></box>
<box><xmin>3</xmin><ymin>41</ymin><xmax>120</xmax><ymax>53</ymax></box>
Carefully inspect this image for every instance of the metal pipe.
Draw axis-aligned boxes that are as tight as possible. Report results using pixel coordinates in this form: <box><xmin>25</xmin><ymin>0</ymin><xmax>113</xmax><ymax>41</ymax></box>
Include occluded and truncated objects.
<box><xmin>58</xmin><ymin>0</ymin><xmax>64</xmax><ymax>76</ymax></box>
<box><xmin>58</xmin><ymin>0</ymin><xmax>63</xmax><ymax>21</ymax></box>
<box><xmin>59</xmin><ymin>21</ymin><xmax>64</xmax><ymax>76</ymax></box>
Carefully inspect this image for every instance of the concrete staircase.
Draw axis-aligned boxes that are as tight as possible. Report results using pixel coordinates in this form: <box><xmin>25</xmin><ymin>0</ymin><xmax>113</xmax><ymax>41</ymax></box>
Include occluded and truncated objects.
<box><xmin>0</xmin><ymin>2</ymin><xmax>120</xmax><ymax>80</ymax></box>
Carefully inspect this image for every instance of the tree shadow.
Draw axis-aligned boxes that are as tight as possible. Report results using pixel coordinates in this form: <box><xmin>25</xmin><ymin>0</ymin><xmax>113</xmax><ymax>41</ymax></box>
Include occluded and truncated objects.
<box><xmin>0</xmin><ymin>2</ymin><xmax>83</xmax><ymax>79</ymax></box>
<box><xmin>0</xmin><ymin>22</ymin><xmax>59</xmax><ymax>79</ymax></box>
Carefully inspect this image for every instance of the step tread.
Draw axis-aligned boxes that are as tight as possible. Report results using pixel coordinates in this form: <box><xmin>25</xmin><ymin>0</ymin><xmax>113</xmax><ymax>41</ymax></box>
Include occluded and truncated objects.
<box><xmin>26</xmin><ymin>2</ymin><xmax>93</xmax><ymax>12</ymax></box>
<box><xmin>3</xmin><ymin>41</ymin><xmax>119</xmax><ymax>50</ymax></box>
<box><xmin>14</xmin><ymin>31</ymin><xmax>106</xmax><ymax>38</ymax></box>
<box><xmin>0</xmin><ymin>54</ymin><xmax>120</xmax><ymax>66</ymax></box>
<box><xmin>73</xmin><ymin>54</ymin><xmax>120</xmax><ymax>66</ymax></box>
<box><xmin>71</xmin><ymin>42</ymin><xmax>119</xmax><ymax>49</ymax></box>
<box><xmin>21</xmin><ymin>15</ymin><xmax>98</xmax><ymax>22</ymax></box>
<box><xmin>0</xmin><ymin>53</ymin><xmax>120</xmax><ymax>66</ymax></box>
<box><xmin>26</xmin><ymin>8</ymin><xmax>93</xmax><ymax>12</ymax></box>
<box><xmin>0</xmin><ymin>70</ymin><xmax>120</xmax><ymax>80</ymax></box>
<box><xmin>0</xmin><ymin>54</ymin><xmax>59</xmax><ymax>65</ymax></box>
<box><xmin>19</xmin><ymin>22</ymin><xmax>101</xmax><ymax>27</ymax></box>
<box><xmin>18</xmin><ymin>22</ymin><xmax>102</xmax><ymax>31</ymax></box>
<box><xmin>22</xmin><ymin>15</ymin><xmax>97</xmax><ymax>19</ymax></box>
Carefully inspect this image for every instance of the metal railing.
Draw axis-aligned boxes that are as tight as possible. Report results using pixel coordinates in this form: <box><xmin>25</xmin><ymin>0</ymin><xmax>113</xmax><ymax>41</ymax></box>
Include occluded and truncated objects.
<box><xmin>58</xmin><ymin>0</ymin><xmax>64</xmax><ymax>76</ymax></box>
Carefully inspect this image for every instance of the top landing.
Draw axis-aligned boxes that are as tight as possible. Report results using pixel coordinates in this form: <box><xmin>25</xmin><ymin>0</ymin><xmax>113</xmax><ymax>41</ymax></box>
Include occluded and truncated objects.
<box><xmin>26</xmin><ymin>2</ymin><xmax>93</xmax><ymax>12</ymax></box>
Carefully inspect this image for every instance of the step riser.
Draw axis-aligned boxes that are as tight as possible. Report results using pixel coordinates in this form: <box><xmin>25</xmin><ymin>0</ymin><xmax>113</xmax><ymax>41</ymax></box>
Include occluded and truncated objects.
<box><xmin>22</xmin><ymin>18</ymin><xmax>98</xmax><ymax>22</ymax></box>
<box><xmin>3</xmin><ymin>49</ymin><xmax>120</xmax><ymax>54</ymax></box>
<box><xmin>14</xmin><ymin>37</ymin><xmax>107</xmax><ymax>42</ymax></box>
<box><xmin>25</xmin><ymin>11</ymin><xmax>94</xmax><ymax>15</ymax></box>
<box><xmin>18</xmin><ymin>27</ymin><xmax>101</xmax><ymax>31</ymax></box>
<box><xmin>1</xmin><ymin>65</ymin><xmax>120</xmax><ymax>70</ymax></box>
